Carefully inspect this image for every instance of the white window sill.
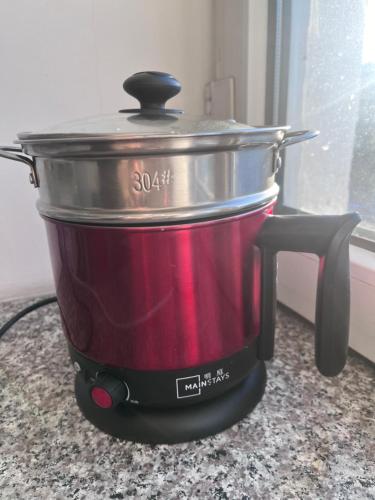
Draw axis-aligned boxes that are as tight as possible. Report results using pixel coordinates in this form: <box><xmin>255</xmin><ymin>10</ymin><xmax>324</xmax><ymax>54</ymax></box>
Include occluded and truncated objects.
<box><xmin>277</xmin><ymin>245</ymin><xmax>375</xmax><ymax>363</ymax></box>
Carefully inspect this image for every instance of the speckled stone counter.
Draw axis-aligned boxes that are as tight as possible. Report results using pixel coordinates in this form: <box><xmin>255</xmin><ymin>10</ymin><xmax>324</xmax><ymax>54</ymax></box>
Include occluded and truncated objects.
<box><xmin>0</xmin><ymin>297</ymin><xmax>374</xmax><ymax>499</ymax></box>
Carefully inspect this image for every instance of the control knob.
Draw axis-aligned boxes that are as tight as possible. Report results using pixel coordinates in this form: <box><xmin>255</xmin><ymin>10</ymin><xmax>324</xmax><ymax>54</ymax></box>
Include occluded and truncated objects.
<box><xmin>90</xmin><ymin>373</ymin><xmax>128</xmax><ymax>409</ymax></box>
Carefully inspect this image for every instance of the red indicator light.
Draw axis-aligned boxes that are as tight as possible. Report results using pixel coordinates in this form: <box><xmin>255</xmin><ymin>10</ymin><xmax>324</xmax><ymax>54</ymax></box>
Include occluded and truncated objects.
<box><xmin>91</xmin><ymin>386</ymin><xmax>113</xmax><ymax>409</ymax></box>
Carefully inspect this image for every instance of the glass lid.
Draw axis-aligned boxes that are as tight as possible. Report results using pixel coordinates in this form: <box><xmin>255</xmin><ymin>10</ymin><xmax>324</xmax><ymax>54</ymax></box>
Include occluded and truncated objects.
<box><xmin>17</xmin><ymin>72</ymin><xmax>290</xmax><ymax>156</ymax></box>
<box><xmin>20</xmin><ymin>111</ymin><xmax>259</xmax><ymax>139</ymax></box>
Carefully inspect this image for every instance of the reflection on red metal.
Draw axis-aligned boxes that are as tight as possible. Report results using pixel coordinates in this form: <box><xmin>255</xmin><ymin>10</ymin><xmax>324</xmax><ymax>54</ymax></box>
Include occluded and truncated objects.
<box><xmin>44</xmin><ymin>203</ymin><xmax>274</xmax><ymax>371</ymax></box>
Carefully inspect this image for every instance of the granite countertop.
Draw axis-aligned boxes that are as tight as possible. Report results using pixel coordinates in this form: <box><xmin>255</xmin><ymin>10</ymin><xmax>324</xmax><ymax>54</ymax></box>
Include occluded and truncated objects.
<box><xmin>0</xmin><ymin>297</ymin><xmax>374</xmax><ymax>500</ymax></box>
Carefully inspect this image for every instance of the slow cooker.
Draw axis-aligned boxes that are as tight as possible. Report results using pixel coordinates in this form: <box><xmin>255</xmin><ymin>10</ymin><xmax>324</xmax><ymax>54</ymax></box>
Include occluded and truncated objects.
<box><xmin>0</xmin><ymin>71</ymin><xmax>360</xmax><ymax>443</ymax></box>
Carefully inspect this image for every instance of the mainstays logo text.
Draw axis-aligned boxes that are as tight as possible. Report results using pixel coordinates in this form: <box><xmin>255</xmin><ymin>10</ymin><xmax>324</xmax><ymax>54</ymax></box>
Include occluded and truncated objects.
<box><xmin>176</xmin><ymin>370</ymin><xmax>230</xmax><ymax>399</ymax></box>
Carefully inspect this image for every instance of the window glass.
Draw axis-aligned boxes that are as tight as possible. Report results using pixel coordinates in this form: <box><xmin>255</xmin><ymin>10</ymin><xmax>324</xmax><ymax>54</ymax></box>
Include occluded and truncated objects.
<box><xmin>283</xmin><ymin>0</ymin><xmax>375</xmax><ymax>241</ymax></box>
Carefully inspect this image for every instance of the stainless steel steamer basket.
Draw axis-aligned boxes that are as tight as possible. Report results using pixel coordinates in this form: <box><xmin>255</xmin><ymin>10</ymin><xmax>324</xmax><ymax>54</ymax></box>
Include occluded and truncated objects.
<box><xmin>0</xmin><ymin>72</ymin><xmax>319</xmax><ymax>224</ymax></box>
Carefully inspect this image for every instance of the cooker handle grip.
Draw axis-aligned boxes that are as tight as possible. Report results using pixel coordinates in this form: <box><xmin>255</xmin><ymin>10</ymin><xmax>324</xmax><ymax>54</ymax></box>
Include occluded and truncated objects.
<box><xmin>256</xmin><ymin>213</ymin><xmax>360</xmax><ymax>376</ymax></box>
<box><xmin>0</xmin><ymin>145</ymin><xmax>39</xmax><ymax>187</ymax></box>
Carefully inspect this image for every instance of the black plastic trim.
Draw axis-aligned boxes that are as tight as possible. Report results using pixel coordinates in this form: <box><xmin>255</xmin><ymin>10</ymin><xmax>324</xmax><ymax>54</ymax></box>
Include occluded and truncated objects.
<box><xmin>256</xmin><ymin>213</ymin><xmax>360</xmax><ymax>376</ymax></box>
<box><xmin>70</xmin><ymin>344</ymin><xmax>258</xmax><ymax>408</ymax></box>
<box><xmin>75</xmin><ymin>361</ymin><xmax>266</xmax><ymax>444</ymax></box>
<box><xmin>276</xmin><ymin>204</ymin><xmax>375</xmax><ymax>252</ymax></box>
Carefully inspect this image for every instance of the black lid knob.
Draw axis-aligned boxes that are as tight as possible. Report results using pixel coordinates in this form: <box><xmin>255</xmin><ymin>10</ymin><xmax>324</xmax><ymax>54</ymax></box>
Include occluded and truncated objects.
<box><xmin>123</xmin><ymin>71</ymin><xmax>181</xmax><ymax>112</ymax></box>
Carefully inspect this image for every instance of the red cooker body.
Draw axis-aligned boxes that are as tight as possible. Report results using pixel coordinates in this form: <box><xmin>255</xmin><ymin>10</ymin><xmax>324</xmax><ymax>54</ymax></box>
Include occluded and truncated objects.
<box><xmin>44</xmin><ymin>202</ymin><xmax>274</xmax><ymax>371</ymax></box>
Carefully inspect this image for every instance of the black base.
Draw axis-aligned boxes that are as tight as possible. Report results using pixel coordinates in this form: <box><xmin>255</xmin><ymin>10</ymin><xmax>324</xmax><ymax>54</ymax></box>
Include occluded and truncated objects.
<box><xmin>70</xmin><ymin>345</ymin><xmax>258</xmax><ymax>408</ymax></box>
<box><xmin>75</xmin><ymin>361</ymin><xmax>267</xmax><ymax>444</ymax></box>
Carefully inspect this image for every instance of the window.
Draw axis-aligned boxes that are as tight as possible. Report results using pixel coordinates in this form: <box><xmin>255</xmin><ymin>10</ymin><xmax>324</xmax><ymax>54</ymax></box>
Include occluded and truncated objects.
<box><xmin>214</xmin><ymin>0</ymin><xmax>375</xmax><ymax>361</ymax></box>
<box><xmin>269</xmin><ymin>0</ymin><xmax>375</xmax><ymax>247</ymax></box>
<box><xmin>264</xmin><ymin>0</ymin><xmax>375</xmax><ymax>361</ymax></box>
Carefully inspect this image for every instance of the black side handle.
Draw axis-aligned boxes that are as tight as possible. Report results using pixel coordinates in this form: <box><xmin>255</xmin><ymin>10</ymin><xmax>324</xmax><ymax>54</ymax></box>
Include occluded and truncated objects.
<box><xmin>256</xmin><ymin>213</ymin><xmax>361</xmax><ymax>376</ymax></box>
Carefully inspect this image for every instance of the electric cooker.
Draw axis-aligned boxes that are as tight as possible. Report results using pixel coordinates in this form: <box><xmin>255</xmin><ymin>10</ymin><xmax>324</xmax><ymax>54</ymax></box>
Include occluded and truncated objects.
<box><xmin>0</xmin><ymin>71</ymin><xmax>360</xmax><ymax>443</ymax></box>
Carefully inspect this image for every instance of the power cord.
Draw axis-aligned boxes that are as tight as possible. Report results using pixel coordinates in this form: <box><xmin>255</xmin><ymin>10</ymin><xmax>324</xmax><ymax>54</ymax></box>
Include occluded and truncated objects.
<box><xmin>0</xmin><ymin>296</ymin><xmax>57</xmax><ymax>340</ymax></box>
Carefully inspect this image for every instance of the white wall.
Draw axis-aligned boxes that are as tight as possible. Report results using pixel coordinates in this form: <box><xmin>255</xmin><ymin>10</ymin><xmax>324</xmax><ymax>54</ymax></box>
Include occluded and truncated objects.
<box><xmin>0</xmin><ymin>0</ymin><xmax>214</xmax><ymax>301</ymax></box>
<box><xmin>213</xmin><ymin>0</ymin><xmax>268</xmax><ymax>124</ymax></box>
